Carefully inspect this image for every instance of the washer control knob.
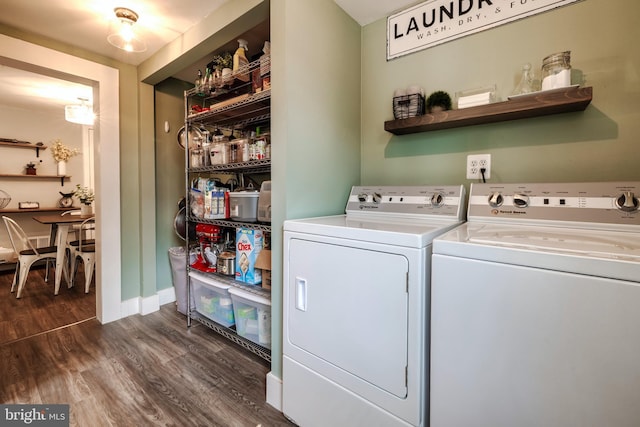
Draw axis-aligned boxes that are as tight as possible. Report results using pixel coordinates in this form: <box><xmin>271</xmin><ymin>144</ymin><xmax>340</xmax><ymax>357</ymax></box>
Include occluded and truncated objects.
<box><xmin>616</xmin><ymin>191</ymin><xmax>639</xmax><ymax>212</ymax></box>
<box><xmin>372</xmin><ymin>192</ymin><xmax>382</xmax><ymax>203</ymax></box>
<box><xmin>357</xmin><ymin>193</ymin><xmax>368</xmax><ymax>203</ymax></box>
<box><xmin>513</xmin><ymin>193</ymin><xmax>530</xmax><ymax>208</ymax></box>
<box><xmin>431</xmin><ymin>192</ymin><xmax>444</xmax><ymax>207</ymax></box>
<box><xmin>488</xmin><ymin>192</ymin><xmax>503</xmax><ymax>208</ymax></box>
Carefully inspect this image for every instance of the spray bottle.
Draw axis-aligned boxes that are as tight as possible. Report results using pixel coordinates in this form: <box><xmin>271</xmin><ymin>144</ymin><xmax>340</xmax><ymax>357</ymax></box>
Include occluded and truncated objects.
<box><xmin>233</xmin><ymin>39</ymin><xmax>250</xmax><ymax>82</ymax></box>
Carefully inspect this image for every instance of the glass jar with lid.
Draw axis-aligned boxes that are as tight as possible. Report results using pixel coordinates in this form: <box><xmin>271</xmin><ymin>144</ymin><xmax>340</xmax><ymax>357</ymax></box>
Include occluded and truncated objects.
<box><xmin>541</xmin><ymin>51</ymin><xmax>571</xmax><ymax>91</ymax></box>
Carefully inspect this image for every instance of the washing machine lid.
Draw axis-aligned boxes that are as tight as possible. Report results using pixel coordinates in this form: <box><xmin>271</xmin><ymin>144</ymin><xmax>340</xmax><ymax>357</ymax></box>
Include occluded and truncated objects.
<box><xmin>284</xmin><ymin>184</ymin><xmax>466</xmax><ymax>248</ymax></box>
<box><xmin>434</xmin><ymin>222</ymin><xmax>640</xmax><ymax>282</ymax></box>
<box><xmin>284</xmin><ymin>214</ymin><xmax>463</xmax><ymax>248</ymax></box>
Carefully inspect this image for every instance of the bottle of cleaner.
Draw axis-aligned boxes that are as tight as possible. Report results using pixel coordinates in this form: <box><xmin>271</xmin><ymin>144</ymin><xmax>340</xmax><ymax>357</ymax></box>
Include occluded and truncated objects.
<box><xmin>260</xmin><ymin>41</ymin><xmax>271</xmax><ymax>76</ymax></box>
<box><xmin>233</xmin><ymin>39</ymin><xmax>250</xmax><ymax>82</ymax></box>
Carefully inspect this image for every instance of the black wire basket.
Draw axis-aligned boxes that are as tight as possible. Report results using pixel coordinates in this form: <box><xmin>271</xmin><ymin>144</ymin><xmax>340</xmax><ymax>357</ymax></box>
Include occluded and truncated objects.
<box><xmin>393</xmin><ymin>94</ymin><xmax>425</xmax><ymax>119</ymax></box>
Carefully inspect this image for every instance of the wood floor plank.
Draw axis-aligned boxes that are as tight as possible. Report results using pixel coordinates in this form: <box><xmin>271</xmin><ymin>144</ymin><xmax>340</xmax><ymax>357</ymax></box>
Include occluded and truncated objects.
<box><xmin>0</xmin><ymin>268</ymin><xmax>96</xmax><ymax>345</ymax></box>
<box><xmin>0</xmin><ymin>305</ymin><xmax>294</xmax><ymax>426</ymax></box>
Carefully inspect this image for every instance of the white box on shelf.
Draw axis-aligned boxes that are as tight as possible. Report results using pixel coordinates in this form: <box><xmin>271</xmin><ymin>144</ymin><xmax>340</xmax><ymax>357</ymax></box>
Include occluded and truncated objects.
<box><xmin>455</xmin><ymin>85</ymin><xmax>497</xmax><ymax>109</ymax></box>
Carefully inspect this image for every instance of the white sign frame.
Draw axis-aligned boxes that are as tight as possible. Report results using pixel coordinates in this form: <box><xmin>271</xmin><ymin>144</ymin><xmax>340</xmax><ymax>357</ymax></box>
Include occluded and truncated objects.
<box><xmin>387</xmin><ymin>0</ymin><xmax>583</xmax><ymax>60</ymax></box>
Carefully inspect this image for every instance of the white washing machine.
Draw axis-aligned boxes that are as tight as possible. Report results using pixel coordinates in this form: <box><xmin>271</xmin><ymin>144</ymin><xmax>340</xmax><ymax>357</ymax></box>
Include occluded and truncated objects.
<box><xmin>283</xmin><ymin>185</ymin><xmax>466</xmax><ymax>427</ymax></box>
<box><xmin>430</xmin><ymin>182</ymin><xmax>640</xmax><ymax>427</ymax></box>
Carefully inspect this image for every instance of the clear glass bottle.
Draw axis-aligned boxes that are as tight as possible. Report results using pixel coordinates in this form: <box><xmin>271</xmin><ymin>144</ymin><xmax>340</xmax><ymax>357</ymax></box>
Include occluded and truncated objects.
<box><xmin>541</xmin><ymin>51</ymin><xmax>571</xmax><ymax>91</ymax></box>
<box><xmin>512</xmin><ymin>63</ymin><xmax>535</xmax><ymax>96</ymax></box>
<box><xmin>195</xmin><ymin>69</ymin><xmax>203</xmax><ymax>95</ymax></box>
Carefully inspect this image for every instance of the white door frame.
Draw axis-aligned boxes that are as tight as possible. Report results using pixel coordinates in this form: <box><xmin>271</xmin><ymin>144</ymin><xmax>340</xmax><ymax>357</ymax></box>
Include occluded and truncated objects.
<box><xmin>1</xmin><ymin>34</ymin><xmax>122</xmax><ymax>323</ymax></box>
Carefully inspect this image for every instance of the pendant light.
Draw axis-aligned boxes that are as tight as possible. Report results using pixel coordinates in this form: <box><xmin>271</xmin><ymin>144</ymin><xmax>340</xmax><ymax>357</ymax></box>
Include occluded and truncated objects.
<box><xmin>107</xmin><ymin>7</ymin><xmax>147</xmax><ymax>53</ymax></box>
<box><xmin>65</xmin><ymin>98</ymin><xmax>95</xmax><ymax>125</ymax></box>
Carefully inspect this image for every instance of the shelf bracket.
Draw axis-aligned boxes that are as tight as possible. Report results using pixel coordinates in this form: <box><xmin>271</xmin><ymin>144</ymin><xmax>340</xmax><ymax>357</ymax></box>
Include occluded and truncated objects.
<box><xmin>36</xmin><ymin>147</ymin><xmax>41</xmax><ymax>158</ymax></box>
<box><xmin>60</xmin><ymin>176</ymin><xmax>65</xmax><ymax>186</ymax></box>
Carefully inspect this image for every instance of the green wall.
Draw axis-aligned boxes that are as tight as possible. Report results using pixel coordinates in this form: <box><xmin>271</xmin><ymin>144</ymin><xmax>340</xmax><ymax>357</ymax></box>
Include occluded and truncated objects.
<box><xmin>361</xmin><ymin>0</ymin><xmax>639</xmax><ymax>186</ymax></box>
<box><xmin>271</xmin><ymin>0</ymin><xmax>362</xmax><ymax>379</ymax></box>
<box><xmin>154</xmin><ymin>79</ymin><xmax>191</xmax><ymax>290</ymax></box>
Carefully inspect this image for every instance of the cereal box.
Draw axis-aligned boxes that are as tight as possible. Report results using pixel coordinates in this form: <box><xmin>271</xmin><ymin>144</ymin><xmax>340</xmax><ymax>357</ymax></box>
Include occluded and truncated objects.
<box><xmin>235</xmin><ymin>227</ymin><xmax>263</xmax><ymax>285</ymax></box>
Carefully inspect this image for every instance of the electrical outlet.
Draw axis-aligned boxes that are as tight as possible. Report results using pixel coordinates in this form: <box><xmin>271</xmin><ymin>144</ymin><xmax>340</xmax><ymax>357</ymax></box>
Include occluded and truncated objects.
<box><xmin>466</xmin><ymin>154</ymin><xmax>491</xmax><ymax>179</ymax></box>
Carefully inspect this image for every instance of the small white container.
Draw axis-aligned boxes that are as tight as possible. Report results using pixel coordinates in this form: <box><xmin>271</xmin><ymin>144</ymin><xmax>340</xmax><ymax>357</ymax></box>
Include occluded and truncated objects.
<box><xmin>257</xmin><ymin>181</ymin><xmax>271</xmax><ymax>222</ymax></box>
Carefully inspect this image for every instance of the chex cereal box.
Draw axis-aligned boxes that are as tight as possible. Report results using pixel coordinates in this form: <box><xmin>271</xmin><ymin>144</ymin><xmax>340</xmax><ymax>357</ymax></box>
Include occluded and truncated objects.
<box><xmin>235</xmin><ymin>227</ymin><xmax>263</xmax><ymax>285</ymax></box>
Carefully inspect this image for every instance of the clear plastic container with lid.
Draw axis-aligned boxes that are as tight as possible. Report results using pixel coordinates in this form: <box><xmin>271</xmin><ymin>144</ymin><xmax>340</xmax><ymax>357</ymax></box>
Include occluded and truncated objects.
<box><xmin>541</xmin><ymin>51</ymin><xmax>571</xmax><ymax>91</ymax></box>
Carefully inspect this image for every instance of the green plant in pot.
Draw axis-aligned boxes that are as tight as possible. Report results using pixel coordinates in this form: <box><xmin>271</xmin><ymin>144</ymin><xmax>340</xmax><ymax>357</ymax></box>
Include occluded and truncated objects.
<box><xmin>212</xmin><ymin>52</ymin><xmax>234</xmax><ymax>85</ymax></box>
<box><xmin>426</xmin><ymin>91</ymin><xmax>452</xmax><ymax>113</ymax></box>
<box><xmin>212</xmin><ymin>52</ymin><xmax>233</xmax><ymax>71</ymax></box>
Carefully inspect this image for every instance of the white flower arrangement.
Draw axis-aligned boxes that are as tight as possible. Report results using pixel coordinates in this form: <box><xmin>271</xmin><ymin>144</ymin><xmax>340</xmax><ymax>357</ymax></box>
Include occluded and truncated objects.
<box><xmin>74</xmin><ymin>184</ymin><xmax>95</xmax><ymax>205</ymax></box>
<box><xmin>50</xmin><ymin>139</ymin><xmax>80</xmax><ymax>162</ymax></box>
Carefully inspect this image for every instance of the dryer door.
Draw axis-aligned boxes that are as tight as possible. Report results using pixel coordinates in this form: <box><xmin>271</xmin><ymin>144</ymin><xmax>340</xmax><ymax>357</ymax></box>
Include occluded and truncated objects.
<box><xmin>286</xmin><ymin>237</ymin><xmax>409</xmax><ymax>398</ymax></box>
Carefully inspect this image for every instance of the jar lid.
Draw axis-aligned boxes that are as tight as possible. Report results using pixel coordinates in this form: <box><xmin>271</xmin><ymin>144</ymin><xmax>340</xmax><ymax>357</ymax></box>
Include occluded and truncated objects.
<box><xmin>542</xmin><ymin>51</ymin><xmax>571</xmax><ymax>64</ymax></box>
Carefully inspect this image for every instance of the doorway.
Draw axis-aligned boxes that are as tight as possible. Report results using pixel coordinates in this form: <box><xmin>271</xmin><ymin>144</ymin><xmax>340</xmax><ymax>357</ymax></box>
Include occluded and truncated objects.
<box><xmin>0</xmin><ymin>34</ymin><xmax>122</xmax><ymax>324</ymax></box>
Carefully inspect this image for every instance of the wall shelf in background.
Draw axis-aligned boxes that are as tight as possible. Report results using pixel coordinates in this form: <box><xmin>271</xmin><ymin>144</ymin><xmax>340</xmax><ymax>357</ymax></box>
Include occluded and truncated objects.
<box><xmin>0</xmin><ymin>174</ymin><xmax>70</xmax><ymax>186</ymax></box>
<box><xmin>384</xmin><ymin>86</ymin><xmax>593</xmax><ymax>135</ymax></box>
<box><xmin>0</xmin><ymin>140</ymin><xmax>47</xmax><ymax>157</ymax></box>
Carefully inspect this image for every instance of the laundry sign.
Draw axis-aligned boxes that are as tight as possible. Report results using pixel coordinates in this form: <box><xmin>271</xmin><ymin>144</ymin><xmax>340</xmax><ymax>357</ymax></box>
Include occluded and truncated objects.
<box><xmin>387</xmin><ymin>0</ymin><xmax>583</xmax><ymax>60</ymax></box>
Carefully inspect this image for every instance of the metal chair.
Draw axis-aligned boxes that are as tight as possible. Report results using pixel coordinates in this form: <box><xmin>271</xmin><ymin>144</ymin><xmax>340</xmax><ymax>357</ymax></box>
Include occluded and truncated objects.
<box><xmin>44</xmin><ymin>209</ymin><xmax>81</xmax><ymax>282</ymax></box>
<box><xmin>69</xmin><ymin>216</ymin><xmax>96</xmax><ymax>293</ymax></box>
<box><xmin>2</xmin><ymin>216</ymin><xmax>61</xmax><ymax>298</ymax></box>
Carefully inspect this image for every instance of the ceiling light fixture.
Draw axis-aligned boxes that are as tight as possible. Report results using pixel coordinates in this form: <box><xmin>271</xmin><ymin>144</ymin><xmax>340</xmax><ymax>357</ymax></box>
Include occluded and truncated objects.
<box><xmin>107</xmin><ymin>7</ymin><xmax>147</xmax><ymax>53</ymax></box>
<box><xmin>65</xmin><ymin>98</ymin><xmax>95</xmax><ymax>125</ymax></box>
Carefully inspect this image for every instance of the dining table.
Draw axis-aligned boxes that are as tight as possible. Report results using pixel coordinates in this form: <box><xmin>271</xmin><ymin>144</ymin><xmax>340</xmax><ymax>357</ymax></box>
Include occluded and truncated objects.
<box><xmin>32</xmin><ymin>213</ymin><xmax>93</xmax><ymax>295</ymax></box>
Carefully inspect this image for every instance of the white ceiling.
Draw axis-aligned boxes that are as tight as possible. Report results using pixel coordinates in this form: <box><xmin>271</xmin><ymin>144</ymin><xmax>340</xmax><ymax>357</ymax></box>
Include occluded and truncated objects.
<box><xmin>334</xmin><ymin>0</ymin><xmax>418</xmax><ymax>26</ymax></box>
<box><xmin>0</xmin><ymin>0</ymin><xmax>231</xmax><ymax>66</ymax></box>
<box><xmin>0</xmin><ymin>0</ymin><xmax>413</xmax><ymax>112</ymax></box>
<box><xmin>0</xmin><ymin>0</ymin><xmax>231</xmax><ymax>113</ymax></box>
<box><xmin>0</xmin><ymin>63</ymin><xmax>93</xmax><ymax>112</ymax></box>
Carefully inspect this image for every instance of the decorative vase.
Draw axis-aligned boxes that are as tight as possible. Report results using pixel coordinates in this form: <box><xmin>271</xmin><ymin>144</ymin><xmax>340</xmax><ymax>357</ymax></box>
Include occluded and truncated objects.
<box><xmin>80</xmin><ymin>203</ymin><xmax>92</xmax><ymax>216</ymax></box>
<box><xmin>222</xmin><ymin>68</ymin><xmax>233</xmax><ymax>85</ymax></box>
<box><xmin>57</xmin><ymin>160</ymin><xmax>66</xmax><ymax>176</ymax></box>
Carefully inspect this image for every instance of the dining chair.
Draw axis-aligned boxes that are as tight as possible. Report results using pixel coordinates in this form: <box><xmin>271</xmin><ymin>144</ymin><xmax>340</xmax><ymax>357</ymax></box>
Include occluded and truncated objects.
<box><xmin>69</xmin><ymin>216</ymin><xmax>96</xmax><ymax>293</ymax></box>
<box><xmin>2</xmin><ymin>216</ymin><xmax>61</xmax><ymax>299</ymax></box>
<box><xmin>43</xmin><ymin>209</ymin><xmax>80</xmax><ymax>282</ymax></box>
<box><xmin>61</xmin><ymin>209</ymin><xmax>82</xmax><ymax>239</ymax></box>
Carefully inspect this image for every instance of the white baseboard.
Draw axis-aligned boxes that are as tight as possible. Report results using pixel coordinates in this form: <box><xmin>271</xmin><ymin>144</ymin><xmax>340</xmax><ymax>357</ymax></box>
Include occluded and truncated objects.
<box><xmin>120</xmin><ymin>287</ymin><xmax>176</xmax><ymax>319</ymax></box>
<box><xmin>158</xmin><ymin>285</ymin><xmax>176</xmax><ymax>306</ymax></box>
<box><xmin>266</xmin><ymin>371</ymin><xmax>283</xmax><ymax>411</ymax></box>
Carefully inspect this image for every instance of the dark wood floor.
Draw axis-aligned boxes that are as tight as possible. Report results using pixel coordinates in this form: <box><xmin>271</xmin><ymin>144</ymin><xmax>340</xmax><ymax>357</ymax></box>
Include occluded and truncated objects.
<box><xmin>0</xmin><ymin>265</ymin><xmax>96</xmax><ymax>345</ymax></box>
<box><xmin>0</xmin><ymin>297</ymin><xmax>294</xmax><ymax>426</ymax></box>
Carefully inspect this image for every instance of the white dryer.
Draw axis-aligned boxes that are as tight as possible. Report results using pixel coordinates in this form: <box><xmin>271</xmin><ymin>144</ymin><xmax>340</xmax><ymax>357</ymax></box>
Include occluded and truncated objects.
<box><xmin>430</xmin><ymin>182</ymin><xmax>640</xmax><ymax>427</ymax></box>
<box><xmin>283</xmin><ymin>185</ymin><xmax>466</xmax><ymax>427</ymax></box>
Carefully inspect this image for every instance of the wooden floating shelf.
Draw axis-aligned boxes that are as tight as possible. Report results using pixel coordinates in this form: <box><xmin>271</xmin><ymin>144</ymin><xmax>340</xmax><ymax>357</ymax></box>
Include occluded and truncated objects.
<box><xmin>0</xmin><ymin>174</ymin><xmax>70</xmax><ymax>186</ymax></box>
<box><xmin>384</xmin><ymin>86</ymin><xmax>593</xmax><ymax>135</ymax></box>
<box><xmin>0</xmin><ymin>141</ymin><xmax>47</xmax><ymax>157</ymax></box>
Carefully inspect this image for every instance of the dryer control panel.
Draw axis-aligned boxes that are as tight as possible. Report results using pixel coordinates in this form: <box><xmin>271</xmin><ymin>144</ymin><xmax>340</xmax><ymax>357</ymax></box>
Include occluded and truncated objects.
<box><xmin>346</xmin><ymin>185</ymin><xmax>465</xmax><ymax>219</ymax></box>
<box><xmin>468</xmin><ymin>182</ymin><xmax>640</xmax><ymax>227</ymax></box>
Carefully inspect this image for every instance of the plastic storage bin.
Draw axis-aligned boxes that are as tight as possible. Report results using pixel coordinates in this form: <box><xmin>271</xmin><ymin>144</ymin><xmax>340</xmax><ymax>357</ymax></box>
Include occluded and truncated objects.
<box><xmin>229</xmin><ymin>191</ymin><xmax>259</xmax><ymax>222</ymax></box>
<box><xmin>189</xmin><ymin>271</ymin><xmax>235</xmax><ymax>327</ymax></box>
<box><xmin>228</xmin><ymin>287</ymin><xmax>271</xmax><ymax>348</ymax></box>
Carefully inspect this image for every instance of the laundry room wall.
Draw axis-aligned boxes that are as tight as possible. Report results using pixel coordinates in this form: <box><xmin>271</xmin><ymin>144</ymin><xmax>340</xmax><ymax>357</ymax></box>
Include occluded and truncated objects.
<box><xmin>154</xmin><ymin>78</ymin><xmax>191</xmax><ymax>292</ymax></box>
<box><xmin>360</xmin><ymin>0</ymin><xmax>639</xmax><ymax>187</ymax></box>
